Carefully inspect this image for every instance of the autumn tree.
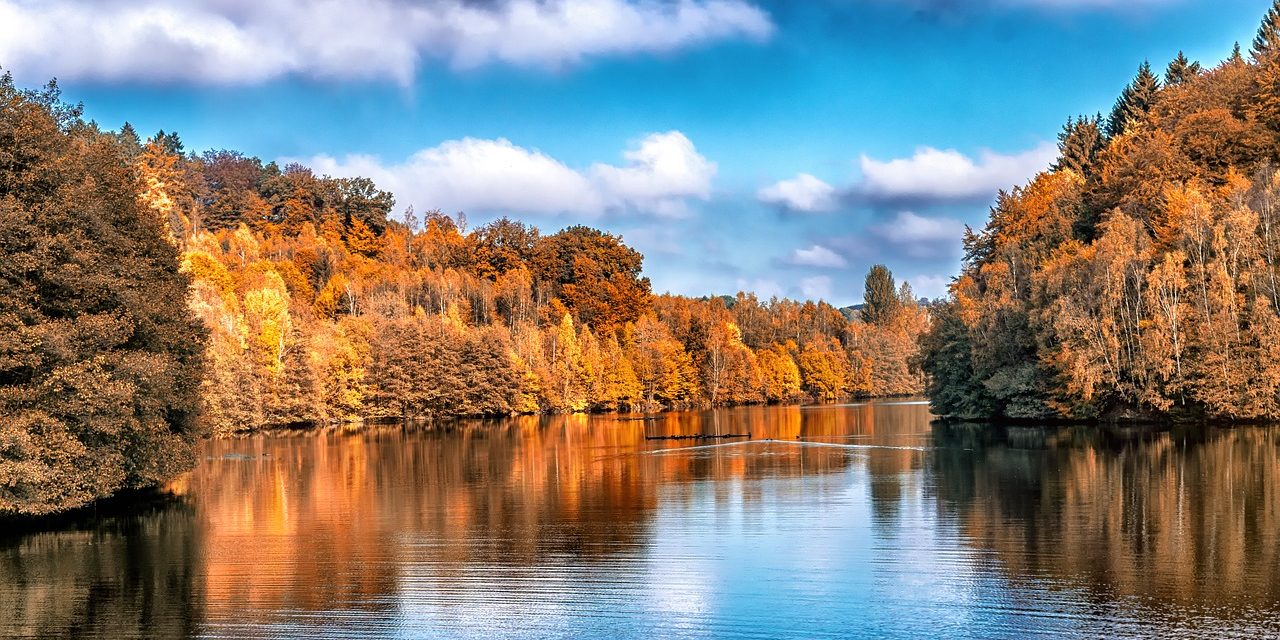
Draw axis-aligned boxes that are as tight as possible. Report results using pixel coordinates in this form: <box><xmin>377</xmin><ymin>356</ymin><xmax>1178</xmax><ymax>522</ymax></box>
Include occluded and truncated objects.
<box><xmin>922</xmin><ymin>9</ymin><xmax>1280</xmax><ymax>422</ymax></box>
<box><xmin>0</xmin><ymin>76</ymin><xmax>207</xmax><ymax>515</ymax></box>
<box><xmin>757</xmin><ymin>344</ymin><xmax>803</xmax><ymax>403</ymax></box>
<box><xmin>798</xmin><ymin>338</ymin><xmax>850</xmax><ymax>401</ymax></box>
<box><xmin>531</xmin><ymin>226</ymin><xmax>652</xmax><ymax>333</ymax></box>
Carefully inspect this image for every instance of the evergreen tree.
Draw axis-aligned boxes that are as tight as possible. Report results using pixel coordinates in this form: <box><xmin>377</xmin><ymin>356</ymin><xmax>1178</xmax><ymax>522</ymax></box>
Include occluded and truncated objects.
<box><xmin>1106</xmin><ymin>61</ymin><xmax>1161</xmax><ymax>138</ymax></box>
<box><xmin>1054</xmin><ymin>114</ymin><xmax>1104</xmax><ymax>177</ymax></box>
<box><xmin>861</xmin><ymin>265</ymin><xmax>900</xmax><ymax>326</ymax></box>
<box><xmin>1231</xmin><ymin>41</ymin><xmax>1246</xmax><ymax>65</ymax></box>
<box><xmin>116</xmin><ymin>121</ymin><xmax>142</xmax><ymax>158</ymax></box>
<box><xmin>1164</xmin><ymin>51</ymin><xmax>1202</xmax><ymax>85</ymax></box>
<box><xmin>151</xmin><ymin>129</ymin><xmax>184</xmax><ymax>156</ymax></box>
<box><xmin>1254</xmin><ymin>1</ymin><xmax>1280</xmax><ymax>60</ymax></box>
<box><xmin>919</xmin><ymin>302</ymin><xmax>995</xmax><ymax>420</ymax></box>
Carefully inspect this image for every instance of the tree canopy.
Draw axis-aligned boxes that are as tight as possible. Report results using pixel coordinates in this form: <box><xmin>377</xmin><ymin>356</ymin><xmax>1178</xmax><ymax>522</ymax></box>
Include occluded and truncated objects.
<box><xmin>922</xmin><ymin>7</ymin><xmax>1280</xmax><ymax>422</ymax></box>
<box><xmin>0</xmin><ymin>74</ymin><xmax>207</xmax><ymax>515</ymax></box>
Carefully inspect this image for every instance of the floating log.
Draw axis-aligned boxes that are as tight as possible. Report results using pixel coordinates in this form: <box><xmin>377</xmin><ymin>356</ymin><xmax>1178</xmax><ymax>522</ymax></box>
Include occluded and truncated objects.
<box><xmin>644</xmin><ymin>433</ymin><xmax>751</xmax><ymax>441</ymax></box>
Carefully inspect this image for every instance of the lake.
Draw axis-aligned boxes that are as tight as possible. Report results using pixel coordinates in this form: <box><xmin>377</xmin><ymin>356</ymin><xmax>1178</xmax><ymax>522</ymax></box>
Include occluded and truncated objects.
<box><xmin>4</xmin><ymin>401</ymin><xmax>1280</xmax><ymax>638</ymax></box>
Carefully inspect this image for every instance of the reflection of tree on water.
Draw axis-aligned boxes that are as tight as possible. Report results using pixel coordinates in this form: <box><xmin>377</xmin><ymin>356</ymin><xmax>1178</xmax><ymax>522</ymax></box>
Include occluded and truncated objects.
<box><xmin>0</xmin><ymin>402</ymin><xmax>932</xmax><ymax>637</ymax></box>
<box><xmin>0</xmin><ymin>494</ymin><xmax>203</xmax><ymax>639</ymax></box>
<box><xmin>930</xmin><ymin>422</ymin><xmax>1280</xmax><ymax>612</ymax></box>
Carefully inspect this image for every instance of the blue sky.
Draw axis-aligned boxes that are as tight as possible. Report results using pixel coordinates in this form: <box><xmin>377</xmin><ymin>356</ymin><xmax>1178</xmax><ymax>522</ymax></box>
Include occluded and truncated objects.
<box><xmin>0</xmin><ymin>0</ymin><xmax>1268</xmax><ymax>304</ymax></box>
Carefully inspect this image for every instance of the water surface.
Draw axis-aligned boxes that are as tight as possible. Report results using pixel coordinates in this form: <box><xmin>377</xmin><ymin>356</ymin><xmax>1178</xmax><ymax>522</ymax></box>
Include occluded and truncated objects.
<box><xmin>4</xmin><ymin>402</ymin><xmax>1280</xmax><ymax>638</ymax></box>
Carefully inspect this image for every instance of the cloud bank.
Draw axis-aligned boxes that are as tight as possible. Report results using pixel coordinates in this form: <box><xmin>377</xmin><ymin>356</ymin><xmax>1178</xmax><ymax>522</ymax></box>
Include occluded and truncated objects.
<box><xmin>757</xmin><ymin>142</ymin><xmax>1057</xmax><ymax>212</ymax></box>
<box><xmin>0</xmin><ymin>0</ymin><xmax>773</xmax><ymax>85</ymax></box>
<box><xmin>304</xmin><ymin>130</ymin><xmax>715</xmax><ymax>218</ymax></box>
<box><xmin>857</xmin><ymin>143</ymin><xmax>1058</xmax><ymax>205</ymax></box>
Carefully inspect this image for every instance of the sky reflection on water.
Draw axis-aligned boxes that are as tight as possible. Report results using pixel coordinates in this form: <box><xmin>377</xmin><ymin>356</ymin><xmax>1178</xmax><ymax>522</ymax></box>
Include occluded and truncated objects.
<box><xmin>4</xmin><ymin>402</ymin><xmax>1280</xmax><ymax>638</ymax></box>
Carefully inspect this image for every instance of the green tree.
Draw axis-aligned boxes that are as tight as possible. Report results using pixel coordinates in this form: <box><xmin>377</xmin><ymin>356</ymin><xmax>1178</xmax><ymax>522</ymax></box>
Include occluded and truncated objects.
<box><xmin>1054</xmin><ymin>114</ymin><xmax>1104</xmax><ymax>178</ymax></box>
<box><xmin>1105</xmin><ymin>61</ymin><xmax>1161</xmax><ymax>138</ymax></box>
<box><xmin>1164</xmin><ymin>51</ymin><xmax>1202</xmax><ymax>86</ymax></box>
<box><xmin>918</xmin><ymin>302</ymin><xmax>994</xmax><ymax>419</ymax></box>
<box><xmin>1253</xmin><ymin>1</ymin><xmax>1280</xmax><ymax>60</ymax></box>
<box><xmin>861</xmin><ymin>264</ymin><xmax>900</xmax><ymax>326</ymax></box>
<box><xmin>0</xmin><ymin>75</ymin><xmax>207</xmax><ymax>515</ymax></box>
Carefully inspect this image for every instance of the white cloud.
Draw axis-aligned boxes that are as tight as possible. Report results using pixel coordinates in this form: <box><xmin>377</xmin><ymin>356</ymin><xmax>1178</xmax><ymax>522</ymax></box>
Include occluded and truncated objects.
<box><xmin>590</xmin><ymin>131</ymin><xmax>716</xmax><ymax>218</ymax></box>
<box><xmin>857</xmin><ymin>142</ymin><xmax>1057</xmax><ymax>203</ymax></box>
<box><xmin>0</xmin><ymin>0</ymin><xmax>773</xmax><ymax>86</ymax></box>
<box><xmin>757</xmin><ymin>173</ymin><xmax>838</xmax><ymax>212</ymax></box>
<box><xmin>303</xmin><ymin>130</ymin><xmax>714</xmax><ymax>218</ymax></box>
<box><xmin>868</xmin><ymin>211</ymin><xmax>965</xmax><ymax>258</ymax></box>
<box><xmin>787</xmin><ymin>244</ymin><xmax>848</xmax><ymax>268</ymax></box>
<box><xmin>800</xmin><ymin>276</ymin><xmax>833</xmax><ymax>300</ymax></box>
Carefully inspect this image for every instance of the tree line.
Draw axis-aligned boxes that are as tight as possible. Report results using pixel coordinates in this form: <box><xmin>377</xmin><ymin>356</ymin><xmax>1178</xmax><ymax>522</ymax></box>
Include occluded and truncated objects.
<box><xmin>0</xmin><ymin>70</ymin><xmax>934</xmax><ymax>514</ymax></box>
<box><xmin>159</xmin><ymin>152</ymin><xmax>929</xmax><ymax>431</ymax></box>
<box><xmin>923</xmin><ymin>2</ymin><xmax>1280</xmax><ymax>422</ymax></box>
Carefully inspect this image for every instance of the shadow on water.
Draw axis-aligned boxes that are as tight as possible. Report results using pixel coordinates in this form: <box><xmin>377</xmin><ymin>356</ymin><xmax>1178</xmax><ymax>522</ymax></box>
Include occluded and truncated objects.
<box><xmin>0</xmin><ymin>490</ymin><xmax>203</xmax><ymax>639</ymax></box>
<box><xmin>930</xmin><ymin>420</ymin><xmax>1280</xmax><ymax>624</ymax></box>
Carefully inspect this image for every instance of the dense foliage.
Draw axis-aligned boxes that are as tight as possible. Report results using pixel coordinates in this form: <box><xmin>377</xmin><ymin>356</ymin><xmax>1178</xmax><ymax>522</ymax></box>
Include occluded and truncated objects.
<box><xmin>923</xmin><ymin>3</ymin><xmax>1280</xmax><ymax>422</ymax></box>
<box><xmin>115</xmin><ymin>118</ymin><xmax>929</xmax><ymax>433</ymax></box>
<box><xmin>0</xmin><ymin>75</ymin><xmax>207</xmax><ymax>515</ymax></box>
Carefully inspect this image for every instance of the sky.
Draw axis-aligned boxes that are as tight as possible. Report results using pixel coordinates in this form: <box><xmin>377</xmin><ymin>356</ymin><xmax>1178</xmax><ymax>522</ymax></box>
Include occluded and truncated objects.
<box><xmin>0</xmin><ymin>0</ymin><xmax>1270</xmax><ymax>304</ymax></box>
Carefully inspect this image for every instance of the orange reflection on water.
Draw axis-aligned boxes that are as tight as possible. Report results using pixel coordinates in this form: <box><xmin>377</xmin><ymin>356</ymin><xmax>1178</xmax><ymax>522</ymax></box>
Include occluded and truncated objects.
<box><xmin>172</xmin><ymin>403</ymin><xmax>925</xmax><ymax>625</ymax></box>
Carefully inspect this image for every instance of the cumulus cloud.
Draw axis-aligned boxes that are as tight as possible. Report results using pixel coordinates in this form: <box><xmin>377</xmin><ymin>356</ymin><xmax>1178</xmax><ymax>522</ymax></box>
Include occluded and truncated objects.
<box><xmin>303</xmin><ymin>130</ymin><xmax>715</xmax><ymax>218</ymax></box>
<box><xmin>591</xmin><ymin>132</ymin><xmax>716</xmax><ymax>218</ymax></box>
<box><xmin>857</xmin><ymin>143</ymin><xmax>1057</xmax><ymax>205</ymax></box>
<box><xmin>0</xmin><ymin>0</ymin><xmax>774</xmax><ymax>85</ymax></box>
<box><xmin>759</xmin><ymin>142</ymin><xmax>1056</xmax><ymax>211</ymax></box>
<box><xmin>868</xmin><ymin>211</ymin><xmax>965</xmax><ymax>258</ymax></box>
<box><xmin>757</xmin><ymin>173</ymin><xmax>838</xmax><ymax>212</ymax></box>
<box><xmin>787</xmin><ymin>244</ymin><xmax>848</xmax><ymax>268</ymax></box>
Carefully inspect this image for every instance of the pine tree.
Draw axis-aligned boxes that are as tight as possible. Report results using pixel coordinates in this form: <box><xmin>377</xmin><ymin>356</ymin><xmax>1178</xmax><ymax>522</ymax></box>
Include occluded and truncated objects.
<box><xmin>1231</xmin><ymin>41</ymin><xmax>1245</xmax><ymax>65</ymax></box>
<box><xmin>1054</xmin><ymin>114</ymin><xmax>1104</xmax><ymax>177</ymax></box>
<box><xmin>1164</xmin><ymin>51</ymin><xmax>1202</xmax><ymax>85</ymax></box>
<box><xmin>117</xmin><ymin>121</ymin><xmax>142</xmax><ymax>158</ymax></box>
<box><xmin>1106</xmin><ymin>61</ymin><xmax>1161</xmax><ymax>138</ymax></box>
<box><xmin>1254</xmin><ymin>1</ymin><xmax>1280</xmax><ymax>60</ymax></box>
<box><xmin>861</xmin><ymin>264</ymin><xmax>900</xmax><ymax>326</ymax></box>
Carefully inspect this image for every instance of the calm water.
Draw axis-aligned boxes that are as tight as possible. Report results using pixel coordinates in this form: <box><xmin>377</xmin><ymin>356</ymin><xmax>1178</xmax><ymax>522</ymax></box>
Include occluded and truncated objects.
<box><xmin>5</xmin><ymin>402</ymin><xmax>1280</xmax><ymax>638</ymax></box>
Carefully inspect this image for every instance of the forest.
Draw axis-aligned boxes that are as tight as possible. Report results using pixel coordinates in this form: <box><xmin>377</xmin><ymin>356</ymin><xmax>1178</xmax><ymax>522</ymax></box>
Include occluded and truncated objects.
<box><xmin>154</xmin><ymin>143</ymin><xmax>927</xmax><ymax>433</ymax></box>
<box><xmin>922</xmin><ymin>5</ymin><xmax>1280</xmax><ymax>422</ymax></box>
<box><xmin>0</xmin><ymin>69</ymin><xmax>930</xmax><ymax>513</ymax></box>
